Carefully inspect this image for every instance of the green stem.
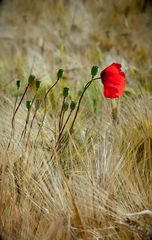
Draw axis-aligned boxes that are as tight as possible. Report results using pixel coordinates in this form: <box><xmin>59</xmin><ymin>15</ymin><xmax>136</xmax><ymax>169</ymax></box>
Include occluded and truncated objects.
<box><xmin>12</xmin><ymin>83</ymin><xmax>30</xmax><ymax>130</ymax></box>
<box><xmin>31</xmin><ymin>92</ymin><xmax>37</xmax><ymax>106</ymax></box>
<box><xmin>21</xmin><ymin>89</ymin><xmax>39</xmax><ymax>141</ymax></box>
<box><xmin>69</xmin><ymin>77</ymin><xmax>93</xmax><ymax>133</ymax></box>
<box><xmin>59</xmin><ymin>96</ymin><xmax>66</xmax><ymax>132</ymax></box>
<box><xmin>69</xmin><ymin>77</ymin><xmax>100</xmax><ymax>133</ymax></box>
<box><xmin>20</xmin><ymin>109</ymin><xmax>30</xmax><ymax>139</ymax></box>
<box><xmin>49</xmin><ymin>76</ymin><xmax>100</xmax><ymax>160</ymax></box>
<box><xmin>25</xmin><ymin>107</ymin><xmax>38</xmax><ymax>149</ymax></box>
<box><xmin>45</xmin><ymin>78</ymin><xmax>60</xmax><ymax>99</ymax></box>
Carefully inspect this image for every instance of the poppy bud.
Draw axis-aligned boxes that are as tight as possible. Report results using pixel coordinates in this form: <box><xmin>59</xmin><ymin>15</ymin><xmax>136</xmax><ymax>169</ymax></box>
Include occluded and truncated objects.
<box><xmin>124</xmin><ymin>90</ymin><xmax>131</xmax><ymax>97</ymax></box>
<box><xmin>36</xmin><ymin>80</ymin><xmax>41</xmax><ymax>90</ymax></box>
<box><xmin>62</xmin><ymin>102</ymin><xmax>69</xmax><ymax>112</ymax></box>
<box><xmin>26</xmin><ymin>100</ymin><xmax>32</xmax><ymax>110</ymax></box>
<box><xmin>28</xmin><ymin>74</ymin><xmax>35</xmax><ymax>84</ymax></box>
<box><xmin>91</xmin><ymin>66</ymin><xmax>98</xmax><ymax>77</ymax></box>
<box><xmin>16</xmin><ymin>80</ymin><xmax>21</xmax><ymax>89</ymax></box>
<box><xmin>57</xmin><ymin>69</ymin><xmax>64</xmax><ymax>79</ymax></box>
<box><xmin>63</xmin><ymin>87</ymin><xmax>69</xmax><ymax>97</ymax></box>
<box><xmin>70</xmin><ymin>101</ymin><xmax>76</xmax><ymax>111</ymax></box>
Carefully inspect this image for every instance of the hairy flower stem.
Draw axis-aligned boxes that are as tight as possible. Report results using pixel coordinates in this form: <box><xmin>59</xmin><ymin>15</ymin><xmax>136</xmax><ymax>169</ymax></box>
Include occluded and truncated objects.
<box><xmin>31</xmin><ymin>92</ymin><xmax>37</xmax><ymax>106</ymax></box>
<box><xmin>50</xmin><ymin>77</ymin><xmax>101</xmax><ymax>160</ymax></box>
<box><xmin>58</xmin><ymin>96</ymin><xmax>66</xmax><ymax>132</ymax></box>
<box><xmin>20</xmin><ymin>109</ymin><xmax>31</xmax><ymax>140</ymax></box>
<box><xmin>12</xmin><ymin>83</ymin><xmax>30</xmax><ymax>130</ymax></box>
<box><xmin>20</xmin><ymin>89</ymin><xmax>39</xmax><ymax>141</ymax></box>
<box><xmin>36</xmin><ymin>78</ymin><xmax>60</xmax><ymax>140</ymax></box>
<box><xmin>69</xmin><ymin>77</ymin><xmax>99</xmax><ymax>133</ymax></box>
<box><xmin>25</xmin><ymin>108</ymin><xmax>38</xmax><ymax>149</ymax></box>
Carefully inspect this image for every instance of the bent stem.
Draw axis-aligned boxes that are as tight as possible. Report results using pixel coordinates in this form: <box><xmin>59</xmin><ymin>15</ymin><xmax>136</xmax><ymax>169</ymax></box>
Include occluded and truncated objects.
<box><xmin>21</xmin><ymin>89</ymin><xmax>39</xmax><ymax>141</ymax></box>
<box><xmin>12</xmin><ymin>83</ymin><xmax>30</xmax><ymax>131</ymax></box>
<box><xmin>11</xmin><ymin>60</ymin><xmax>35</xmax><ymax>131</ymax></box>
<box><xmin>20</xmin><ymin>109</ymin><xmax>31</xmax><ymax>140</ymax></box>
<box><xmin>25</xmin><ymin>96</ymin><xmax>40</xmax><ymax>149</ymax></box>
<box><xmin>69</xmin><ymin>77</ymin><xmax>100</xmax><ymax>133</ymax></box>
<box><xmin>50</xmin><ymin>77</ymin><xmax>100</xmax><ymax>160</ymax></box>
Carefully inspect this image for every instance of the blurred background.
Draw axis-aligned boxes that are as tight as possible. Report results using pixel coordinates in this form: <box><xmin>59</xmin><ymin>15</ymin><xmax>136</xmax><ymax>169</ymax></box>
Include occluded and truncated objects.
<box><xmin>1</xmin><ymin>2</ymin><xmax>152</xmax><ymax>240</ymax></box>
<box><xmin>0</xmin><ymin>0</ymin><xmax>152</xmax><ymax>94</ymax></box>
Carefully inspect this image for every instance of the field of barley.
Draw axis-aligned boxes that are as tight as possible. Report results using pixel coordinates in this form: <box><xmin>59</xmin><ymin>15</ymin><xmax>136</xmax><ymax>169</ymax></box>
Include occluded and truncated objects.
<box><xmin>0</xmin><ymin>0</ymin><xmax>152</xmax><ymax>239</ymax></box>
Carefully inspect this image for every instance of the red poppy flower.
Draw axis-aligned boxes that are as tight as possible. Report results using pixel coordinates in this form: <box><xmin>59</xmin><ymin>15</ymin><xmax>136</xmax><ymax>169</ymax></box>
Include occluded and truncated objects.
<box><xmin>100</xmin><ymin>63</ymin><xmax>126</xmax><ymax>98</ymax></box>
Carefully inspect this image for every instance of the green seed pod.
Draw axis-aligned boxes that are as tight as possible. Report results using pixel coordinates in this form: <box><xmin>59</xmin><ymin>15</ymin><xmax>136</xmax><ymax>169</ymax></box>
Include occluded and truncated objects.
<box><xmin>62</xmin><ymin>102</ymin><xmax>69</xmax><ymax>112</ymax></box>
<box><xmin>91</xmin><ymin>66</ymin><xmax>98</xmax><ymax>77</ymax></box>
<box><xmin>63</xmin><ymin>87</ymin><xmax>69</xmax><ymax>97</ymax></box>
<box><xmin>36</xmin><ymin>80</ymin><xmax>41</xmax><ymax>90</ymax></box>
<box><xmin>26</xmin><ymin>100</ymin><xmax>32</xmax><ymax>110</ymax></box>
<box><xmin>70</xmin><ymin>101</ymin><xmax>77</xmax><ymax>111</ymax></box>
<box><xmin>28</xmin><ymin>74</ymin><xmax>35</xmax><ymax>84</ymax></box>
<box><xmin>16</xmin><ymin>80</ymin><xmax>21</xmax><ymax>89</ymax></box>
<box><xmin>57</xmin><ymin>69</ymin><xmax>64</xmax><ymax>79</ymax></box>
<box><xmin>124</xmin><ymin>90</ymin><xmax>131</xmax><ymax>97</ymax></box>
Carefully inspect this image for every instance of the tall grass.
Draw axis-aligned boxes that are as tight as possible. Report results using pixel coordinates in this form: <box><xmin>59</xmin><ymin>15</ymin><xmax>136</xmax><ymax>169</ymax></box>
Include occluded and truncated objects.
<box><xmin>1</xmin><ymin>92</ymin><xmax>152</xmax><ymax>239</ymax></box>
<box><xmin>0</xmin><ymin>0</ymin><xmax>152</xmax><ymax>239</ymax></box>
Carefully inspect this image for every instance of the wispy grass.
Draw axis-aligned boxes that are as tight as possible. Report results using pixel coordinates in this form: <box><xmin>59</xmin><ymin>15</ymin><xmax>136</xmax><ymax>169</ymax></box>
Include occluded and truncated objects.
<box><xmin>0</xmin><ymin>0</ymin><xmax>152</xmax><ymax>239</ymax></box>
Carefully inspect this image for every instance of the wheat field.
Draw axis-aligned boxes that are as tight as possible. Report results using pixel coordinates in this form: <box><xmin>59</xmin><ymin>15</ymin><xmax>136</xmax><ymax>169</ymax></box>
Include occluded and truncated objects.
<box><xmin>0</xmin><ymin>0</ymin><xmax>152</xmax><ymax>239</ymax></box>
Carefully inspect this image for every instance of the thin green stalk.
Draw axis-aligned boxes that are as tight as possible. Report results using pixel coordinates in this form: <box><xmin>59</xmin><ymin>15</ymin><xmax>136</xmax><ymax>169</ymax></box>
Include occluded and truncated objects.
<box><xmin>20</xmin><ymin>88</ymin><xmax>39</xmax><ymax>141</ymax></box>
<box><xmin>31</xmin><ymin>92</ymin><xmax>37</xmax><ymax>106</ymax></box>
<box><xmin>20</xmin><ymin>109</ymin><xmax>31</xmax><ymax>140</ymax></box>
<box><xmin>25</xmin><ymin>107</ymin><xmax>38</xmax><ymax>149</ymax></box>
<box><xmin>69</xmin><ymin>77</ymin><xmax>100</xmax><ymax>133</ymax></box>
<box><xmin>12</xmin><ymin>83</ymin><xmax>30</xmax><ymax>130</ymax></box>
<box><xmin>69</xmin><ymin>79</ymin><xmax>93</xmax><ymax>133</ymax></box>
<box><xmin>49</xmin><ymin>77</ymin><xmax>100</xmax><ymax>160</ymax></box>
<box><xmin>59</xmin><ymin>96</ymin><xmax>66</xmax><ymax>132</ymax></box>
